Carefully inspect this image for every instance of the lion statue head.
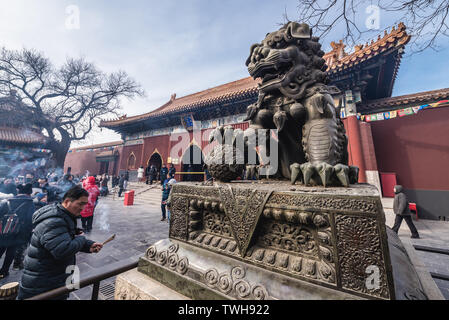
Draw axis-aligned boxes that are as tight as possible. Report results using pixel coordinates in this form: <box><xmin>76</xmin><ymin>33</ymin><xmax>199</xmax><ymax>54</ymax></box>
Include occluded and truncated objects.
<box><xmin>246</xmin><ymin>22</ymin><xmax>329</xmax><ymax>100</ymax></box>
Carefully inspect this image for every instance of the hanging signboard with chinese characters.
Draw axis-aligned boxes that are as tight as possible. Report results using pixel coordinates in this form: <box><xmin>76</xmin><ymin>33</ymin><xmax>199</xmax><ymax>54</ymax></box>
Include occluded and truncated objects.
<box><xmin>124</xmin><ymin>139</ymin><xmax>144</xmax><ymax>146</ymax></box>
<box><xmin>181</xmin><ymin>114</ymin><xmax>197</xmax><ymax>131</ymax></box>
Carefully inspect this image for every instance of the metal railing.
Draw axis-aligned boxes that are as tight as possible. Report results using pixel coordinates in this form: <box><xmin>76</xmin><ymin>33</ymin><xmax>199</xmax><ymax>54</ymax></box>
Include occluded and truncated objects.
<box><xmin>430</xmin><ymin>272</ymin><xmax>449</xmax><ymax>282</ymax></box>
<box><xmin>26</xmin><ymin>260</ymin><xmax>139</xmax><ymax>300</ymax></box>
<box><xmin>413</xmin><ymin>245</ymin><xmax>449</xmax><ymax>256</ymax></box>
<box><xmin>175</xmin><ymin>172</ymin><xmax>205</xmax><ymax>175</ymax></box>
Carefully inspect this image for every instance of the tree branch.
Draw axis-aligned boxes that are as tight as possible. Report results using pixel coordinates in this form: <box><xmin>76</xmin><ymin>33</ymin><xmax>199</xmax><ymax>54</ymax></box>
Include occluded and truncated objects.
<box><xmin>297</xmin><ymin>0</ymin><xmax>449</xmax><ymax>53</ymax></box>
<box><xmin>0</xmin><ymin>47</ymin><xmax>144</xmax><ymax>165</ymax></box>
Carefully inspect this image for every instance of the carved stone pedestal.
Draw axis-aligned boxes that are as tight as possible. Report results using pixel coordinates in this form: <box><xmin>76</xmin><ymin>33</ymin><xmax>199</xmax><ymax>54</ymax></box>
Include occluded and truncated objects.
<box><xmin>127</xmin><ymin>181</ymin><xmax>429</xmax><ymax>300</ymax></box>
<box><xmin>114</xmin><ymin>268</ymin><xmax>190</xmax><ymax>300</ymax></box>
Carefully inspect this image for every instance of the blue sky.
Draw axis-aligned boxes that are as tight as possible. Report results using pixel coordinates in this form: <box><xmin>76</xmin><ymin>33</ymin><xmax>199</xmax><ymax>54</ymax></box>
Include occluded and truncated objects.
<box><xmin>0</xmin><ymin>0</ymin><xmax>448</xmax><ymax>146</ymax></box>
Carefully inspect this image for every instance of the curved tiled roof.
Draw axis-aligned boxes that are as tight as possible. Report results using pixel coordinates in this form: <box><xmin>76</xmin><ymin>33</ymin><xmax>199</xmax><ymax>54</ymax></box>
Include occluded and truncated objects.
<box><xmin>96</xmin><ymin>150</ymin><xmax>119</xmax><ymax>158</ymax></box>
<box><xmin>70</xmin><ymin>141</ymin><xmax>123</xmax><ymax>152</ymax></box>
<box><xmin>101</xmin><ymin>77</ymin><xmax>260</xmax><ymax>127</ymax></box>
<box><xmin>0</xmin><ymin>127</ymin><xmax>47</xmax><ymax>145</ymax></box>
<box><xmin>323</xmin><ymin>23</ymin><xmax>410</xmax><ymax>74</ymax></box>
<box><xmin>360</xmin><ymin>87</ymin><xmax>449</xmax><ymax>112</ymax></box>
<box><xmin>102</xmin><ymin>24</ymin><xmax>410</xmax><ymax>128</ymax></box>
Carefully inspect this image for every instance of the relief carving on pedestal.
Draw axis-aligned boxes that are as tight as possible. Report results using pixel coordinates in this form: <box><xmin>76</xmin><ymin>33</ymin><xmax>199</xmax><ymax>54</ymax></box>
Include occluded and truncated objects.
<box><xmin>167</xmin><ymin>184</ymin><xmax>395</xmax><ymax>299</ymax></box>
<box><xmin>169</xmin><ymin>196</ymin><xmax>190</xmax><ymax>241</ymax></box>
<box><xmin>266</xmin><ymin>193</ymin><xmax>378</xmax><ymax>213</ymax></box>
<box><xmin>335</xmin><ymin>215</ymin><xmax>390</xmax><ymax>299</ymax></box>
<box><xmin>256</xmin><ymin>221</ymin><xmax>317</xmax><ymax>256</ymax></box>
<box><xmin>217</xmin><ymin>184</ymin><xmax>272</xmax><ymax>257</ymax></box>
<box><xmin>204</xmin><ymin>266</ymin><xmax>271</xmax><ymax>300</ymax></box>
<box><xmin>145</xmin><ymin>243</ymin><xmax>189</xmax><ymax>275</ymax></box>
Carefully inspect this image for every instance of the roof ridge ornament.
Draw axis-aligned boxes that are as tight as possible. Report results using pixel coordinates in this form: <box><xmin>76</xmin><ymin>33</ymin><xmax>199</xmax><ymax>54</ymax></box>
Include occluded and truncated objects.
<box><xmin>330</xmin><ymin>40</ymin><xmax>346</xmax><ymax>60</ymax></box>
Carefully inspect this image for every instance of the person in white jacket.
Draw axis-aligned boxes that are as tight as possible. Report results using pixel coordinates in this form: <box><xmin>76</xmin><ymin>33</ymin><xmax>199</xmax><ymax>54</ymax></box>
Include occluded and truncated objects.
<box><xmin>137</xmin><ymin>166</ymin><xmax>144</xmax><ymax>183</ymax></box>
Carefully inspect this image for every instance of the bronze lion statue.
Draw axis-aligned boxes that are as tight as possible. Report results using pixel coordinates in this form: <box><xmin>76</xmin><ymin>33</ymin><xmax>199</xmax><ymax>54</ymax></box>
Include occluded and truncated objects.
<box><xmin>207</xmin><ymin>22</ymin><xmax>358</xmax><ymax>187</ymax></box>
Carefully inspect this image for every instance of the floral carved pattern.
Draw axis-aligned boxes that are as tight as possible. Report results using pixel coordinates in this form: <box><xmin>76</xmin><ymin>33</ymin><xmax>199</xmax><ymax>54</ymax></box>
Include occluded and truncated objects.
<box><xmin>169</xmin><ymin>196</ymin><xmax>189</xmax><ymax>241</ymax></box>
<box><xmin>203</xmin><ymin>210</ymin><xmax>233</xmax><ymax>239</ymax></box>
<box><xmin>335</xmin><ymin>215</ymin><xmax>390</xmax><ymax>299</ymax></box>
<box><xmin>172</xmin><ymin>184</ymin><xmax>221</xmax><ymax>200</ymax></box>
<box><xmin>257</xmin><ymin>220</ymin><xmax>318</xmax><ymax>258</ymax></box>
<box><xmin>267</xmin><ymin>194</ymin><xmax>377</xmax><ymax>213</ymax></box>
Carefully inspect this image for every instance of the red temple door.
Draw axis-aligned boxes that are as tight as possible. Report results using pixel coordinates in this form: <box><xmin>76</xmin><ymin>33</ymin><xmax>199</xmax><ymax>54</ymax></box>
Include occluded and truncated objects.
<box><xmin>380</xmin><ymin>172</ymin><xmax>397</xmax><ymax>198</ymax></box>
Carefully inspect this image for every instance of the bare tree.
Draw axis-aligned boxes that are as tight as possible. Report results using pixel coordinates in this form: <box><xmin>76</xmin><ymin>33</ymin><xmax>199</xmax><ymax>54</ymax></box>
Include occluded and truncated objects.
<box><xmin>296</xmin><ymin>0</ymin><xmax>449</xmax><ymax>52</ymax></box>
<box><xmin>0</xmin><ymin>47</ymin><xmax>144</xmax><ymax>167</ymax></box>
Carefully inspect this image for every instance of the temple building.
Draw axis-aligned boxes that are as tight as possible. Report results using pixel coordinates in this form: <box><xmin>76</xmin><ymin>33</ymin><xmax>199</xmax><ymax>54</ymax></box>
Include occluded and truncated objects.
<box><xmin>65</xmin><ymin>23</ymin><xmax>449</xmax><ymax>220</ymax></box>
<box><xmin>64</xmin><ymin>141</ymin><xmax>123</xmax><ymax>177</ymax></box>
<box><xmin>0</xmin><ymin>93</ymin><xmax>54</xmax><ymax>178</ymax></box>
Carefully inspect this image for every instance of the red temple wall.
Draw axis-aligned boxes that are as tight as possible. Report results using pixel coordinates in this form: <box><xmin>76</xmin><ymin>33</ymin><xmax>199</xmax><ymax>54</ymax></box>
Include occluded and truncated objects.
<box><xmin>370</xmin><ymin>106</ymin><xmax>449</xmax><ymax>219</ymax></box>
<box><xmin>64</xmin><ymin>151</ymin><xmax>100</xmax><ymax>176</ymax></box>
<box><xmin>64</xmin><ymin>145</ymin><xmax>123</xmax><ymax>177</ymax></box>
<box><xmin>109</xmin><ymin>145</ymin><xmax>123</xmax><ymax>176</ymax></box>
<box><xmin>120</xmin><ymin>144</ymin><xmax>143</xmax><ymax>172</ymax></box>
<box><xmin>370</xmin><ymin>107</ymin><xmax>449</xmax><ymax>191</ymax></box>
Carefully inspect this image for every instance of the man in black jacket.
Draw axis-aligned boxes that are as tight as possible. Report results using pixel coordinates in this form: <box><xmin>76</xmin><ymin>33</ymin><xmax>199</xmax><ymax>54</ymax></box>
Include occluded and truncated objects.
<box><xmin>160</xmin><ymin>165</ymin><xmax>168</xmax><ymax>186</ymax></box>
<box><xmin>145</xmin><ymin>165</ymin><xmax>151</xmax><ymax>184</ymax></box>
<box><xmin>38</xmin><ymin>178</ymin><xmax>57</xmax><ymax>203</ymax></box>
<box><xmin>392</xmin><ymin>185</ymin><xmax>420</xmax><ymax>239</ymax></box>
<box><xmin>17</xmin><ymin>185</ymin><xmax>103</xmax><ymax>300</ymax></box>
<box><xmin>118</xmin><ymin>174</ymin><xmax>125</xmax><ymax>197</ymax></box>
<box><xmin>149</xmin><ymin>165</ymin><xmax>157</xmax><ymax>185</ymax></box>
<box><xmin>168</xmin><ymin>163</ymin><xmax>176</xmax><ymax>179</ymax></box>
<box><xmin>0</xmin><ymin>184</ymin><xmax>35</xmax><ymax>278</ymax></box>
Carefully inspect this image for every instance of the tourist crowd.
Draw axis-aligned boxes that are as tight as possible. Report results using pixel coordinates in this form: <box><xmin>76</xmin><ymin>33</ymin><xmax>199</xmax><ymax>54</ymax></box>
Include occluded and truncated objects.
<box><xmin>0</xmin><ymin>170</ymin><xmax>109</xmax><ymax>291</ymax></box>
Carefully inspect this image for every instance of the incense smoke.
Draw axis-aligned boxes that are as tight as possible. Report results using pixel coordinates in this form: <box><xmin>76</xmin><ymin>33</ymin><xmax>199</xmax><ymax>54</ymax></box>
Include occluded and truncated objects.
<box><xmin>94</xmin><ymin>201</ymin><xmax>111</xmax><ymax>232</ymax></box>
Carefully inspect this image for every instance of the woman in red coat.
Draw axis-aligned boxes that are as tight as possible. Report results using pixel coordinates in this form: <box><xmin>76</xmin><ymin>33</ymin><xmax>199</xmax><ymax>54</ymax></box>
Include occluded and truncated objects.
<box><xmin>80</xmin><ymin>176</ymin><xmax>100</xmax><ymax>233</ymax></box>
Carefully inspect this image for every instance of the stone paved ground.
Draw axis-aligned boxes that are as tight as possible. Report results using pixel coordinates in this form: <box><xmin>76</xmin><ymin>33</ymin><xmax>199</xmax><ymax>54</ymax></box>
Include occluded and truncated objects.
<box><xmin>382</xmin><ymin>197</ymin><xmax>449</xmax><ymax>299</ymax></box>
<box><xmin>1</xmin><ymin>187</ymin><xmax>448</xmax><ymax>299</ymax></box>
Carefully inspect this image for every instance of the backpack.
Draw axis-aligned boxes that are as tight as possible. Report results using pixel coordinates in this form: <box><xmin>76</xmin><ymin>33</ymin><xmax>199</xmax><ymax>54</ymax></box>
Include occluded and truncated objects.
<box><xmin>0</xmin><ymin>201</ymin><xmax>27</xmax><ymax>237</ymax></box>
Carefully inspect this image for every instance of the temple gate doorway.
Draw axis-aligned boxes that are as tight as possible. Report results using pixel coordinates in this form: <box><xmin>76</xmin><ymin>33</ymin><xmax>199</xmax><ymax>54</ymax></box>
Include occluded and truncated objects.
<box><xmin>181</xmin><ymin>145</ymin><xmax>204</xmax><ymax>182</ymax></box>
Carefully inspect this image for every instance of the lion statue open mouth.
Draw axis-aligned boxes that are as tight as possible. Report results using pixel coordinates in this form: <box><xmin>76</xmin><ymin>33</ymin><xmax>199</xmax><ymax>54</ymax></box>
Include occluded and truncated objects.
<box><xmin>206</xmin><ymin>22</ymin><xmax>358</xmax><ymax>187</ymax></box>
<box><xmin>246</xmin><ymin>22</ymin><xmax>327</xmax><ymax>100</ymax></box>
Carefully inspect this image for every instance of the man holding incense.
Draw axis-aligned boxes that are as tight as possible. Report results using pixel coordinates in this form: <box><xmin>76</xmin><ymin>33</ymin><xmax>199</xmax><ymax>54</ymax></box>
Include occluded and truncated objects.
<box><xmin>17</xmin><ymin>185</ymin><xmax>103</xmax><ymax>300</ymax></box>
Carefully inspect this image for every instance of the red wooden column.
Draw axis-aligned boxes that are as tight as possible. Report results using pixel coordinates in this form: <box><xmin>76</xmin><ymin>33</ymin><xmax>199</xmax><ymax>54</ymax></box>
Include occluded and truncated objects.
<box><xmin>346</xmin><ymin>115</ymin><xmax>367</xmax><ymax>183</ymax></box>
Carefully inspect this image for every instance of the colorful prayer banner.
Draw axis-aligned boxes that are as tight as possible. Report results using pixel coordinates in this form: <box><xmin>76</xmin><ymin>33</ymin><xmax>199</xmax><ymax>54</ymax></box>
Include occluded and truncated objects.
<box><xmin>404</xmin><ymin>108</ymin><xmax>414</xmax><ymax>115</ymax></box>
<box><xmin>419</xmin><ymin>104</ymin><xmax>429</xmax><ymax>110</ymax></box>
<box><xmin>398</xmin><ymin>109</ymin><xmax>407</xmax><ymax>117</ymax></box>
<box><xmin>358</xmin><ymin>98</ymin><xmax>449</xmax><ymax>123</ymax></box>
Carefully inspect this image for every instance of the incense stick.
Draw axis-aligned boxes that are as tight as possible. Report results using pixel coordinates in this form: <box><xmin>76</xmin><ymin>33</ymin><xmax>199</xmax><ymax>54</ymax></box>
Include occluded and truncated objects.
<box><xmin>102</xmin><ymin>234</ymin><xmax>116</xmax><ymax>246</ymax></box>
